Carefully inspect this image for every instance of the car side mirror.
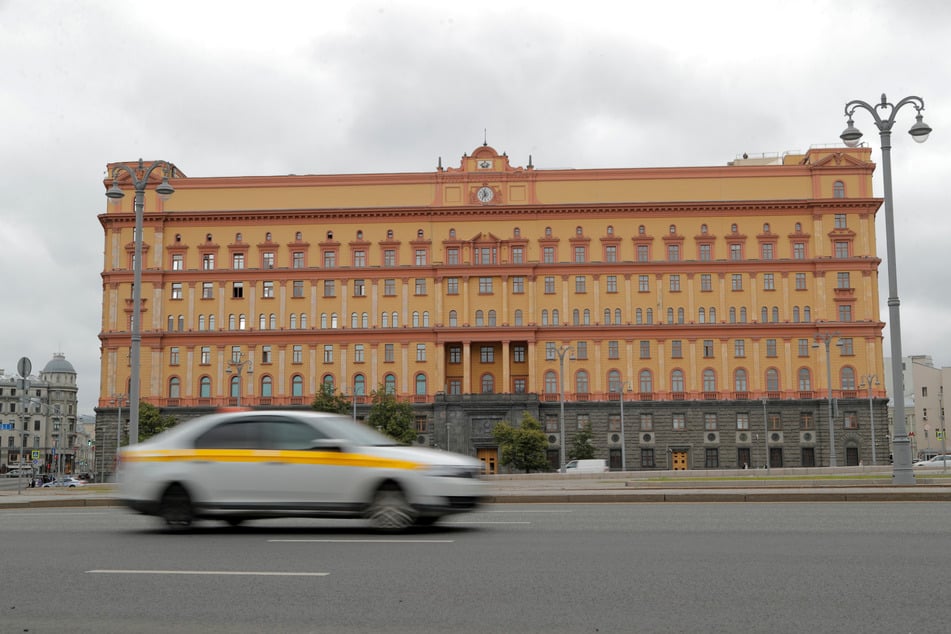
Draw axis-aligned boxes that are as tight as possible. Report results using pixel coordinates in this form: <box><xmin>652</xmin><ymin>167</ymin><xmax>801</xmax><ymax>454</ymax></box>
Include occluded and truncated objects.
<box><xmin>311</xmin><ymin>438</ymin><xmax>347</xmax><ymax>452</ymax></box>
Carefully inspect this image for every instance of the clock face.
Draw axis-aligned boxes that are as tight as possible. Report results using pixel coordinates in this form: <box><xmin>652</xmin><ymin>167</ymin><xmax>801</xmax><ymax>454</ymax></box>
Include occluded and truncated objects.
<box><xmin>477</xmin><ymin>186</ymin><xmax>494</xmax><ymax>203</ymax></box>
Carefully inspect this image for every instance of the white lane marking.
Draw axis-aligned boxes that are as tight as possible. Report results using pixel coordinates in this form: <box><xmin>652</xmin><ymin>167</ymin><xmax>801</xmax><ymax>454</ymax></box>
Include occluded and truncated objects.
<box><xmin>443</xmin><ymin>521</ymin><xmax>532</xmax><ymax>525</ymax></box>
<box><xmin>269</xmin><ymin>539</ymin><xmax>454</xmax><ymax>543</ymax></box>
<box><xmin>87</xmin><ymin>570</ymin><xmax>328</xmax><ymax>576</ymax></box>
<box><xmin>482</xmin><ymin>509</ymin><xmax>574</xmax><ymax>513</ymax></box>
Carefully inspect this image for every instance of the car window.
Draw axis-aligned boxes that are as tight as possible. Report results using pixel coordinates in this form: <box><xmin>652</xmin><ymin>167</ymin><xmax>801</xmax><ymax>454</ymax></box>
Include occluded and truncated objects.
<box><xmin>194</xmin><ymin>421</ymin><xmax>261</xmax><ymax>449</ymax></box>
<box><xmin>262</xmin><ymin>419</ymin><xmax>326</xmax><ymax>450</ymax></box>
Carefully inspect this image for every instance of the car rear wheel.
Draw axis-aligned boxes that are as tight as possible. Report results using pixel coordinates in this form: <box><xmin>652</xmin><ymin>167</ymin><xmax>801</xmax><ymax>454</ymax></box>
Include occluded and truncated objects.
<box><xmin>367</xmin><ymin>483</ymin><xmax>415</xmax><ymax>532</ymax></box>
<box><xmin>159</xmin><ymin>484</ymin><xmax>194</xmax><ymax>529</ymax></box>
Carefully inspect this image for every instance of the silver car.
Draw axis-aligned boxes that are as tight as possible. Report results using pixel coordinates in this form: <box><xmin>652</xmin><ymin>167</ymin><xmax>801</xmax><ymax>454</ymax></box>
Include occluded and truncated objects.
<box><xmin>118</xmin><ymin>410</ymin><xmax>487</xmax><ymax>531</ymax></box>
<box><xmin>912</xmin><ymin>455</ymin><xmax>951</xmax><ymax>468</ymax></box>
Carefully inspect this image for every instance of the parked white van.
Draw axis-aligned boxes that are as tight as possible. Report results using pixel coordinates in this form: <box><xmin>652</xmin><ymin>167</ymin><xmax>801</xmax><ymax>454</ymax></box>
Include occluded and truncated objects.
<box><xmin>564</xmin><ymin>459</ymin><xmax>609</xmax><ymax>473</ymax></box>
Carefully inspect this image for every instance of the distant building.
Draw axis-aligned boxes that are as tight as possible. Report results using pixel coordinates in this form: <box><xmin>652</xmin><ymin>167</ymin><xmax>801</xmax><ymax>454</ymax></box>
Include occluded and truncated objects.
<box><xmin>96</xmin><ymin>144</ymin><xmax>890</xmax><ymax>473</ymax></box>
<box><xmin>0</xmin><ymin>353</ymin><xmax>79</xmax><ymax>473</ymax></box>
<box><xmin>885</xmin><ymin>355</ymin><xmax>951</xmax><ymax>460</ymax></box>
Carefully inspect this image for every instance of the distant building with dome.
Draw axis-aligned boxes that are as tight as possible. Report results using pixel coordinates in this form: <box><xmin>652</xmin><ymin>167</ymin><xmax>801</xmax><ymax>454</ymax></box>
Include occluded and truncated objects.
<box><xmin>0</xmin><ymin>353</ymin><xmax>82</xmax><ymax>475</ymax></box>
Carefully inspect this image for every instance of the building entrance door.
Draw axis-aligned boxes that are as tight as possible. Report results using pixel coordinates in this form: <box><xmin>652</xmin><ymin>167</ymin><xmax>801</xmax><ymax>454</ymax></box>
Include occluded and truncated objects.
<box><xmin>671</xmin><ymin>451</ymin><xmax>688</xmax><ymax>470</ymax></box>
<box><xmin>477</xmin><ymin>448</ymin><xmax>498</xmax><ymax>475</ymax></box>
<box><xmin>738</xmin><ymin>447</ymin><xmax>751</xmax><ymax>469</ymax></box>
<box><xmin>845</xmin><ymin>447</ymin><xmax>860</xmax><ymax>466</ymax></box>
<box><xmin>769</xmin><ymin>447</ymin><xmax>784</xmax><ymax>468</ymax></box>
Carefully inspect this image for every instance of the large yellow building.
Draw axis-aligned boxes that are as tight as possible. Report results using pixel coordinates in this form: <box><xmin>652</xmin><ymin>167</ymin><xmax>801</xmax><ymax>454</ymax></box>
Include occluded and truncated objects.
<box><xmin>96</xmin><ymin>144</ymin><xmax>888</xmax><ymax>474</ymax></box>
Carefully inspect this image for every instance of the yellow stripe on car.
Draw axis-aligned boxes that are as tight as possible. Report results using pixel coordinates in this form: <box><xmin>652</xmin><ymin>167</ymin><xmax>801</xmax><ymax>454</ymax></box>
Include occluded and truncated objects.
<box><xmin>121</xmin><ymin>448</ymin><xmax>421</xmax><ymax>471</ymax></box>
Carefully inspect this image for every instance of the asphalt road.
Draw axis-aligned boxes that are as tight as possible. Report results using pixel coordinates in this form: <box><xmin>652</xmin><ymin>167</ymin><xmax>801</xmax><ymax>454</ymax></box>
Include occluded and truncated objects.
<box><xmin>3</xmin><ymin>502</ymin><xmax>950</xmax><ymax>633</ymax></box>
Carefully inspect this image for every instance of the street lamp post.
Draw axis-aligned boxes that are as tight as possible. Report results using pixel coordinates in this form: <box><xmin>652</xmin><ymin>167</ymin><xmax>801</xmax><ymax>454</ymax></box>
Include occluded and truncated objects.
<box><xmin>840</xmin><ymin>94</ymin><xmax>931</xmax><ymax>484</ymax></box>
<box><xmin>105</xmin><ymin>160</ymin><xmax>176</xmax><ymax>447</ymax></box>
<box><xmin>226</xmin><ymin>352</ymin><xmax>253</xmax><ymax>407</ymax></box>
<box><xmin>761</xmin><ymin>398</ymin><xmax>770</xmax><ymax>472</ymax></box>
<box><xmin>617</xmin><ymin>381</ymin><xmax>630</xmax><ymax>472</ymax></box>
<box><xmin>16</xmin><ymin>356</ymin><xmax>31</xmax><ymax>495</ymax></box>
<box><xmin>814</xmin><ymin>333</ymin><xmax>839</xmax><ymax>467</ymax></box>
<box><xmin>556</xmin><ymin>345</ymin><xmax>574</xmax><ymax>473</ymax></box>
<box><xmin>859</xmin><ymin>374</ymin><xmax>880</xmax><ymax>465</ymax></box>
<box><xmin>110</xmin><ymin>394</ymin><xmax>128</xmax><ymax>482</ymax></box>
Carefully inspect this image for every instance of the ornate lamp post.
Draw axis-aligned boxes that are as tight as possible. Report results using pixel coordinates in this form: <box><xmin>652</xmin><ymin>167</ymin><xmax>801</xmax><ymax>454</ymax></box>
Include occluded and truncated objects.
<box><xmin>105</xmin><ymin>160</ymin><xmax>175</xmax><ymax>447</ymax></box>
<box><xmin>226</xmin><ymin>352</ymin><xmax>253</xmax><ymax>407</ymax></box>
<box><xmin>858</xmin><ymin>375</ymin><xmax>880</xmax><ymax>465</ymax></box>
<box><xmin>813</xmin><ymin>333</ymin><xmax>840</xmax><ymax>467</ymax></box>
<box><xmin>556</xmin><ymin>345</ymin><xmax>574</xmax><ymax>473</ymax></box>
<box><xmin>840</xmin><ymin>94</ymin><xmax>932</xmax><ymax>484</ymax></box>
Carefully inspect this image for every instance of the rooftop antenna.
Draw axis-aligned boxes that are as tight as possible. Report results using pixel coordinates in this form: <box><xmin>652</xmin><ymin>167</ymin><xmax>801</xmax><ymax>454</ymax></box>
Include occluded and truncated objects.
<box><xmin>483</xmin><ymin>128</ymin><xmax>488</xmax><ymax>146</ymax></box>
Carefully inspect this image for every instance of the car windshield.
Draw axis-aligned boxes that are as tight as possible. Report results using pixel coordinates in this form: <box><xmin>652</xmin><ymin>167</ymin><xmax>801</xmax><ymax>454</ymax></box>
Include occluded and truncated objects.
<box><xmin>312</xmin><ymin>416</ymin><xmax>401</xmax><ymax>446</ymax></box>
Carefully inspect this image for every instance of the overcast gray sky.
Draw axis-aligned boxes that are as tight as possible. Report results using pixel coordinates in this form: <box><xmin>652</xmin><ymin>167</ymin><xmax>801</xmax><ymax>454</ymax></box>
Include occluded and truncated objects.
<box><xmin>2</xmin><ymin>0</ymin><xmax>949</xmax><ymax>416</ymax></box>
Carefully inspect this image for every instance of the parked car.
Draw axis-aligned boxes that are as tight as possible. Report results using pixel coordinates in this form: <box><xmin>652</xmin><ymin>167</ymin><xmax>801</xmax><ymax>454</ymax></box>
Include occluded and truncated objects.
<box><xmin>564</xmin><ymin>459</ymin><xmax>610</xmax><ymax>473</ymax></box>
<box><xmin>41</xmin><ymin>477</ymin><xmax>85</xmax><ymax>488</ymax></box>
<box><xmin>118</xmin><ymin>409</ymin><xmax>488</xmax><ymax>531</ymax></box>
<box><xmin>913</xmin><ymin>455</ymin><xmax>951</xmax><ymax>468</ymax></box>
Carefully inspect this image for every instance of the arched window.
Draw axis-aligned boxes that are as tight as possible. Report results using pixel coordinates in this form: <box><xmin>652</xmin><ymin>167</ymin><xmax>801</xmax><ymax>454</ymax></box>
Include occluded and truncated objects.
<box><xmin>198</xmin><ymin>315</ymin><xmax>206</xmax><ymax>331</ymax></box>
<box><xmin>763</xmin><ymin>223</ymin><xmax>770</xmax><ymax>233</ymax></box>
<box><xmin>322</xmin><ymin>374</ymin><xmax>335</xmax><ymax>391</ymax></box>
<box><xmin>573</xmin><ymin>309</ymin><xmax>580</xmax><ymax>325</ymax></box>
<box><xmin>734</xmin><ymin>369</ymin><xmax>748</xmax><ymax>392</ymax></box>
<box><xmin>230</xmin><ymin>375</ymin><xmax>240</xmax><ymax>398</ymax></box>
<box><xmin>300</xmin><ymin>314</ymin><xmax>307</xmax><ymax>329</ymax></box>
<box><xmin>382</xmin><ymin>312</ymin><xmax>390</xmax><ymax>328</ymax></box>
<box><xmin>766</xmin><ymin>368</ymin><xmax>780</xmax><ymax>392</ymax></box>
<box><xmin>413</xmin><ymin>311</ymin><xmax>421</xmax><ymax>327</ymax></box>
<box><xmin>761</xmin><ymin>307</ymin><xmax>768</xmax><ymax>322</ymax></box>
<box><xmin>583</xmin><ymin>309</ymin><xmax>591</xmax><ymax>325</ymax></box>
<box><xmin>422</xmin><ymin>312</ymin><xmax>430</xmax><ymax>327</ymax></box>
<box><xmin>487</xmin><ymin>310</ymin><xmax>496</xmax><ymax>326</ymax></box>
<box><xmin>321</xmin><ymin>313</ymin><xmax>329</xmax><ymax>329</ymax></box>
<box><xmin>475</xmin><ymin>310</ymin><xmax>485</xmax><ymax>326</ymax></box>
<box><xmin>448</xmin><ymin>310</ymin><xmax>457</xmax><ymax>327</ymax></box>
<box><xmin>698</xmin><ymin>307</ymin><xmax>706</xmax><ymax>324</ymax></box>
<box><xmin>841</xmin><ymin>367</ymin><xmax>856</xmax><ymax>390</ymax></box>
<box><xmin>545</xmin><ymin>370</ymin><xmax>558</xmax><ymax>394</ymax></box>
<box><xmin>363</xmin><ymin>313</ymin><xmax>369</xmax><ymax>328</ymax></box>
<box><xmin>614</xmin><ymin>308</ymin><xmax>622</xmax><ymax>324</ymax></box>
<box><xmin>798</xmin><ymin>368</ymin><xmax>812</xmax><ymax>391</ymax></box>
<box><xmin>351</xmin><ymin>312</ymin><xmax>359</xmax><ymax>329</ymax></box>
<box><xmin>199</xmin><ymin>376</ymin><xmax>212</xmax><ymax>398</ymax></box>
<box><xmin>636</xmin><ymin>308</ymin><xmax>643</xmax><ymax>325</ymax></box>
<box><xmin>793</xmin><ymin>306</ymin><xmax>800</xmax><ymax>323</ymax></box>
<box><xmin>416</xmin><ymin>373</ymin><xmax>427</xmax><ymax>395</ymax></box>
<box><xmin>803</xmin><ymin>306</ymin><xmax>811</xmax><ymax>322</ymax></box>
<box><xmin>607</xmin><ymin>370</ymin><xmax>621</xmax><ymax>393</ymax></box>
<box><xmin>709</xmin><ymin>307</ymin><xmax>716</xmax><ymax>323</ymax></box>
<box><xmin>261</xmin><ymin>375</ymin><xmax>272</xmax><ymax>397</ymax></box>
<box><xmin>671</xmin><ymin>370</ymin><xmax>685</xmax><ymax>394</ymax></box>
<box><xmin>575</xmin><ymin>370</ymin><xmax>589</xmax><ymax>394</ymax></box>
<box><xmin>259</xmin><ymin>313</ymin><xmax>267</xmax><ymax>330</ymax></box>
<box><xmin>331</xmin><ymin>313</ymin><xmax>339</xmax><ymax>328</ymax></box>
<box><xmin>292</xmin><ymin>375</ymin><xmax>304</xmax><ymax>397</ymax></box>
<box><xmin>168</xmin><ymin>377</ymin><xmax>180</xmax><ymax>398</ymax></box>
<box><xmin>639</xmin><ymin>369</ymin><xmax>653</xmax><ymax>394</ymax></box>
<box><xmin>229</xmin><ymin>314</ymin><xmax>236</xmax><ymax>330</ymax></box>
<box><xmin>646</xmin><ymin>308</ymin><xmax>653</xmax><ymax>324</ymax></box>
<box><xmin>703</xmin><ymin>369</ymin><xmax>716</xmax><ymax>392</ymax></box>
<box><xmin>552</xmin><ymin>309</ymin><xmax>560</xmax><ymax>325</ymax></box>
<box><xmin>391</xmin><ymin>312</ymin><xmax>398</xmax><ymax>327</ymax></box>
<box><xmin>667</xmin><ymin>308</ymin><xmax>674</xmax><ymax>324</ymax></box>
<box><xmin>354</xmin><ymin>374</ymin><xmax>365</xmax><ymax>396</ymax></box>
<box><xmin>480</xmin><ymin>374</ymin><xmax>494</xmax><ymax>394</ymax></box>
<box><xmin>729</xmin><ymin>307</ymin><xmax>736</xmax><ymax>323</ymax></box>
<box><xmin>677</xmin><ymin>308</ymin><xmax>684</xmax><ymax>324</ymax></box>
<box><xmin>604</xmin><ymin>309</ymin><xmax>611</xmax><ymax>324</ymax></box>
<box><xmin>541</xmin><ymin>310</ymin><xmax>549</xmax><ymax>326</ymax></box>
<box><xmin>514</xmin><ymin>309</ymin><xmax>523</xmax><ymax>326</ymax></box>
<box><xmin>178</xmin><ymin>315</ymin><xmax>184</xmax><ymax>331</ymax></box>
<box><xmin>739</xmin><ymin>307</ymin><xmax>747</xmax><ymax>323</ymax></box>
<box><xmin>771</xmin><ymin>307</ymin><xmax>779</xmax><ymax>322</ymax></box>
<box><xmin>384</xmin><ymin>374</ymin><xmax>397</xmax><ymax>394</ymax></box>
<box><xmin>833</xmin><ymin>180</ymin><xmax>845</xmax><ymax>198</ymax></box>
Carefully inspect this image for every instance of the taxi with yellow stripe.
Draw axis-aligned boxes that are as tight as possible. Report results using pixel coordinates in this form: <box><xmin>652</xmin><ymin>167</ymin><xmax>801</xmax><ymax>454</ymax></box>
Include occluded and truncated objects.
<box><xmin>118</xmin><ymin>410</ymin><xmax>487</xmax><ymax>531</ymax></box>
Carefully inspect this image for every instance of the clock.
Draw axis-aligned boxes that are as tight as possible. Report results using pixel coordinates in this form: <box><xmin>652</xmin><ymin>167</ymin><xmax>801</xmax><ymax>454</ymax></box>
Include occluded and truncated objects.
<box><xmin>478</xmin><ymin>159</ymin><xmax>492</xmax><ymax>169</ymax></box>
<box><xmin>476</xmin><ymin>186</ymin><xmax>494</xmax><ymax>203</ymax></box>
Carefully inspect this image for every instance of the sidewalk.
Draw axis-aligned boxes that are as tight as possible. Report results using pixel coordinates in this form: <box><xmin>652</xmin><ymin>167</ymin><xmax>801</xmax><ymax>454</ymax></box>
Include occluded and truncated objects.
<box><xmin>3</xmin><ymin>470</ymin><xmax>951</xmax><ymax>509</ymax></box>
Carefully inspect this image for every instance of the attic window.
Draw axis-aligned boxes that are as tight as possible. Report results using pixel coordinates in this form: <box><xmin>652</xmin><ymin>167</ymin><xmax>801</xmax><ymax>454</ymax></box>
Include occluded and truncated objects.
<box><xmin>417</xmin><ymin>229</ymin><xmax>424</xmax><ymax>239</ymax></box>
<box><xmin>387</xmin><ymin>229</ymin><xmax>393</xmax><ymax>239</ymax></box>
<box><xmin>606</xmin><ymin>226</ymin><xmax>614</xmax><ymax>235</ymax></box>
<box><xmin>265</xmin><ymin>232</ymin><xmax>272</xmax><ymax>241</ymax></box>
<box><xmin>295</xmin><ymin>231</ymin><xmax>303</xmax><ymax>241</ymax></box>
<box><xmin>449</xmin><ymin>228</ymin><xmax>456</xmax><ymax>238</ymax></box>
<box><xmin>235</xmin><ymin>233</ymin><xmax>242</xmax><ymax>242</ymax></box>
<box><xmin>638</xmin><ymin>225</ymin><xmax>646</xmax><ymax>235</ymax></box>
<box><xmin>700</xmin><ymin>224</ymin><xmax>708</xmax><ymax>234</ymax></box>
<box><xmin>206</xmin><ymin>233</ymin><xmax>213</xmax><ymax>242</ymax></box>
<box><xmin>357</xmin><ymin>230</ymin><xmax>363</xmax><ymax>240</ymax></box>
<box><xmin>327</xmin><ymin>231</ymin><xmax>334</xmax><ymax>240</ymax></box>
<box><xmin>175</xmin><ymin>234</ymin><xmax>182</xmax><ymax>242</ymax></box>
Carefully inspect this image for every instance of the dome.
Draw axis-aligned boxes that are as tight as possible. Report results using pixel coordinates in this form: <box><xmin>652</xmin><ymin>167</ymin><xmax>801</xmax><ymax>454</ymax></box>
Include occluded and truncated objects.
<box><xmin>42</xmin><ymin>353</ymin><xmax>76</xmax><ymax>374</ymax></box>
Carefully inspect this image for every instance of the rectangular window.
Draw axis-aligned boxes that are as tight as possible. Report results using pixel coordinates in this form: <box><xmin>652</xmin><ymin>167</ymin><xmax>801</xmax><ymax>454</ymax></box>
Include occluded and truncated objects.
<box><xmin>667</xmin><ymin>244</ymin><xmax>680</xmax><ymax>261</ymax></box>
<box><xmin>202</xmin><ymin>253</ymin><xmax>215</xmax><ymax>270</ymax></box>
<box><xmin>261</xmin><ymin>345</ymin><xmax>272</xmax><ymax>363</ymax></box>
<box><xmin>292</xmin><ymin>252</ymin><xmax>305</xmax><ymax>268</ymax></box>
<box><xmin>736</xmin><ymin>413</ymin><xmax>750</xmax><ymax>430</ymax></box>
<box><xmin>354</xmin><ymin>250</ymin><xmax>367</xmax><ymax>268</ymax></box>
<box><xmin>262</xmin><ymin>281</ymin><xmax>275</xmax><ymax>298</ymax></box>
<box><xmin>670</xmin><ymin>340</ymin><xmax>683</xmax><ymax>358</ymax></box>
<box><xmin>415</xmin><ymin>279</ymin><xmax>427</xmax><ymax>295</ymax></box>
<box><xmin>699</xmin><ymin>244</ymin><xmax>711</xmax><ymax>261</ymax></box>
<box><xmin>703</xmin><ymin>340</ymin><xmax>714</xmax><ymax>358</ymax></box>
<box><xmin>705</xmin><ymin>413</ymin><xmax>718</xmax><ymax>431</ymax></box>
<box><xmin>606</xmin><ymin>275</ymin><xmax>618</xmax><ymax>293</ymax></box>
<box><xmin>513</xmin><ymin>345</ymin><xmax>526</xmax><ymax>363</ymax></box>
<box><xmin>576</xmin><ymin>413</ymin><xmax>590</xmax><ymax>431</ymax></box>
<box><xmin>766</xmin><ymin>339</ymin><xmax>777</xmax><ymax>357</ymax></box>
<box><xmin>800</xmin><ymin>412</ymin><xmax>814</xmax><ymax>430</ymax></box>
<box><xmin>838</xmin><ymin>304</ymin><xmax>853</xmax><ymax>322</ymax></box>
<box><xmin>575</xmin><ymin>276</ymin><xmax>586</xmax><ymax>293</ymax></box>
<box><xmin>479</xmin><ymin>277</ymin><xmax>493</xmax><ymax>294</ymax></box>
<box><xmin>768</xmin><ymin>413</ymin><xmax>782</xmax><ymax>431</ymax></box>
<box><xmin>798</xmin><ymin>339</ymin><xmax>810</xmax><ymax>357</ymax></box>
<box><xmin>293</xmin><ymin>345</ymin><xmax>303</xmax><ymax>364</ymax></box>
<box><xmin>574</xmin><ymin>246</ymin><xmax>586</xmax><ymax>263</ymax></box>
<box><xmin>384</xmin><ymin>279</ymin><xmax>397</xmax><ymax>296</ymax></box>
<box><xmin>734</xmin><ymin>340</ymin><xmax>745</xmax><ymax>357</ymax></box>
<box><xmin>201</xmin><ymin>282</ymin><xmax>214</xmax><ymax>299</ymax></box>
<box><xmin>171</xmin><ymin>283</ymin><xmax>183</xmax><ymax>299</ymax></box>
<box><xmin>793</xmin><ymin>242</ymin><xmax>806</xmax><ymax>259</ymax></box>
<box><xmin>480</xmin><ymin>346</ymin><xmax>494</xmax><ymax>363</ymax></box>
<box><xmin>544</xmin><ymin>276</ymin><xmax>555</xmax><ymax>294</ymax></box>
<box><xmin>448</xmin><ymin>379</ymin><xmax>461</xmax><ymax>395</ymax></box>
<box><xmin>171</xmin><ymin>254</ymin><xmax>184</xmax><ymax>270</ymax></box>
<box><xmin>541</xmin><ymin>246</ymin><xmax>555</xmax><ymax>264</ymax></box>
<box><xmin>415</xmin><ymin>249</ymin><xmax>427</xmax><ymax>266</ymax></box>
<box><xmin>730</xmin><ymin>244</ymin><xmax>742</xmax><ymax>260</ymax></box>
<box><xmin>837</xmin><ymin>272</ymin><xmax>851</xmax><ymax>289</ymax></box>
<box><xmin>575</xmin><ymin>341</ymin><xmax>588</xmax><ymax>360</ymax></box>
<box><xmin>292</xmin><ymin>280</ymin><xmax>304</xmax><ymax>298</ymax></box>
<box><xmin>605</xmin><ymin>245</ymin><xmax>617</xmax><ymax>263</ymax></box>
<box><xmin>323</xmin><ymin>280</ymin><xmax>336</xmax><ymax>297</ymax></box>
<box><xmin>705</xmin><ymin>448</ymin><xmax>719</xmax><ymax>468</ymax></box>
<box><xmin>763</xmin><ymin>273</ymin><xmax>775</xmax><ymax>290</ymax></box>
<box><xmin>416</xmin><ymin>344</ymin><xmax>426</xmax><ymax>362</ymax></box>
<box><xmin>262</xmin><ymin>252</ymin><xmax>275</xmax><ymax>269</ymax></box>
<box><xmin>323</xmin><ymin>345</ymin><xmax>333</xmax><ymax>363</ymax></box>
<box><xmin>200</xmin><ymin>346</ymin><xmax>211</xmax><ymax>364</ymax></box>
<box><xmin>839</xmin><ymin>338</ymin><xmax>854</xmax><ymax>355</ymax></box>
<box><xmin>638</xmin><ymin>275</ymin><xmax>650</xmax><ymax>292</ymax></box>
<box><xmin>385</xmin><ymin>344</ymin><xmax>394</xmax><ymax>363</ymax></box>
<box><xmin>232</xmin><ymin>253</ymin><xmax>245</xmax><ymax>269</ymax></box>
<box><xmin>353</xmin><ymin>279</ymin><xmax>366</xmax><ymax>297</ymax></box>
<box><xmin>170</xmin><ymin>347</ymin><xmax>180</xmax><ymax>365</ymax></box>
<box><xmin>544</xmin><ymin>415</ymin><xmax>559</xmax><ymax>434</ymax></box>
<box><xmin>640</xmin><ymin>414</ymin><xmax>654</xmax><ymax>431</ymax></box>
<box><xmin>545</xmin><ymin>342</ymin><xmax>556</xmax><ymax>361</ymax></box>
<box><xmin>795</xmin><ymin>273</ymin><xmax>807</xmax><ymax>290</ymax></box>
<box><xmin>640</xmin><ymin>448</ymin><xmax>655</xmax><ymax>468</ymax></box>
<box><xmin>731</xmin><ymin>274</ymin><xmax>743</xmax><ymax>291</ymax></box>
<box><xmin>636</xmin><ymin>245</ymin><xmax>649</xmax><ymax>262</ymax></box>
<box><xmin>700</xmin><ymin>274</ymin><xmax>712</xmax><ymax>292</ymax></box>
<box><xmin>669</xmin><ymin>275</ymin><xmax>681</xmax><ymax>292</ymax></box>
<box><xmin>384</xmin><ymin>249</ymin><xmax>397</xmax><ymax>267</ymax></box>
<box><xmin>323</xmin><ymin>251</ymin><xmax>336</xmax><ymax>268</ymax></box>
<box><xmin>232</xmin><ymin>282</ymin><xmax>244</xmax><ymax>299</ymax></box>
<box><xmin>608</xmin><ymin>340</ymin><xmax>619</xmax><ymax>360</ymax></box>
<box><xmin>761</xmin><ymin>243</ymin><xmax>774</xmax><ymax>260</ymax></box>
<box><xmin>449</xmin><ymin>347</ymin><xmax>462</xmax><ymax>363</ymax></box>
<box><xmin>446</xmin><ymin>277</ymin><xmax>459</xmax><ymax>295</ymax></box>
<box><xmin>672</xmin><ymin>413</ymin><xmax>686</xmax><ymax>431</ymax></box>
<box><xmin>511</xmin><ymin>246</ymin><xmax>524</xmax><ymax>264</ymax></box>
<box><xmin>844</xmin><ymin>412</ymin><xmax>858</xmax><ymax>429</ymax></box>
<box><xmin>639</xmin><ymin>341</ymin><xmax>650</xmax><ymax>359</ymax></box>
<box><xmin>834</xmin><ymin>241</ymin><xmax>850</xmax><ymax>258</ymax></box>
<box><xmin>512</xmin><ymin>276</ymin><xmax>525</xmax><ymax>294</ymax></box>
<box><xmin>608</xmin><ymin>414</ymin><xmax>621</xmax><ymax>432</ymax></box>
<box><xmin>834</xmin><ymin>213</ymin><xmax>847</xmax><ymax>229</ymax></box>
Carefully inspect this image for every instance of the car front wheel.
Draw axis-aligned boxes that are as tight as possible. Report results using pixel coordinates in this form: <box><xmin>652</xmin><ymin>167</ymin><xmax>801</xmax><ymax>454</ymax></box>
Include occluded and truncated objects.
<box><xmin>367</xmin><ymin>484</ymin><xmax>415</xmax><ymax>532</ymax></box>
<box><xmin>159</xmin><ymin>484</ymin><xmax>194</xmax><ymax>529</ymax></box>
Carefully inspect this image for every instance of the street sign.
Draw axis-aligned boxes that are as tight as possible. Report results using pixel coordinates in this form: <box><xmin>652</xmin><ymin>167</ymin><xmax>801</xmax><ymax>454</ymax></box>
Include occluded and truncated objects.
<box><xmin>17</xmin><ymin>356</ymin><xmax>32</xmax><ymax>378</ymax></box>
<box><xmin>0</xmin><ymin>423</ymin><xmax>12</xmax><ymax>430</ymax></box>
<box><xmin>31</xmin><ymin>450</ymin><xmax>40</xmax><ymax>460</ymax></box>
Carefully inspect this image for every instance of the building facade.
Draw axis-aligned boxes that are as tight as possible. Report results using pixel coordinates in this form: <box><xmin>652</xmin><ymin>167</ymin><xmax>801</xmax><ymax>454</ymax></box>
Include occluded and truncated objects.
<box><xmin>96</xmin><ymin>144</ymin><xmax>889</xmax><ymax>474</ymax></box>
<box><xmin>885</xmin><ymin>355</ymin><xmax>951</xmax><ymax>460</ymax></box>
<box><xmin>1</xmin><ymin>353</ymin><xmax>80</xmax><ymax>474</ymax></box>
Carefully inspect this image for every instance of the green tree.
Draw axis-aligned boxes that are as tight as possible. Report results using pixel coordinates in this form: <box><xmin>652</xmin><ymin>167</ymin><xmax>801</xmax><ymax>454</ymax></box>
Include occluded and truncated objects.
<box><xmin>493</xmin><ymin>412</ymin><xmax>549</xmax><ymax>473</ymax></box>
<box><xmin>311</xmin><ymin>383</ymin><xmax>352</xmax><ymax>415</ymax></box>
<box><xmin>568</xmin><ymin>423</ymin><xmax>596</xmax><ymax>461</ymax></box>
<box><xmin>138</xmin><ymin>402</ymin><xmax>178</xmax><ymax>442</ymax></box>
<box><xmin>367</xmin><ymin>388</ymin><xmax>416</xmax><ymax>444</ymax></box>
